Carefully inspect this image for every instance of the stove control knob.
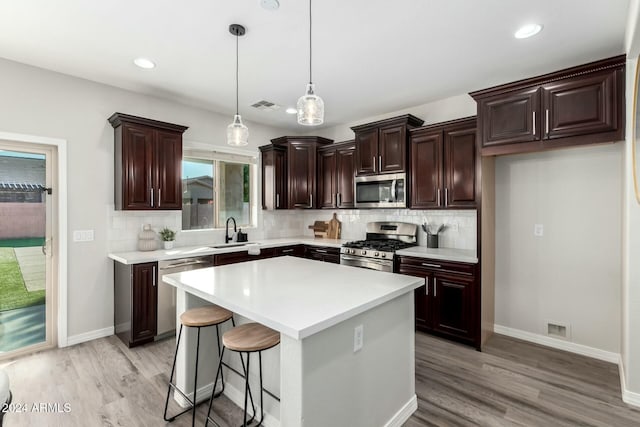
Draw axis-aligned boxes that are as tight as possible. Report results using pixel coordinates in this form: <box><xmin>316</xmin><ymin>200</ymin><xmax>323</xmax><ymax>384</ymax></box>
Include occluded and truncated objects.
<box><xmin>346</xmin><ymin>249</ymin><xmax>352</xmax><ymax>254</ymax></box>
<box><xmin>374</xmin><ymin>252</ymin><xmax>379</xmax><ymax>257</ymax></box>
<box><xmin>361</xmin><ymin>250</ymin><xmax>367</xmax><ymax>255</ymax></box>
<box><xmin>381</xmin><ymin>253</ymin><xmax>387</xmax><ymax>258</ymax></box>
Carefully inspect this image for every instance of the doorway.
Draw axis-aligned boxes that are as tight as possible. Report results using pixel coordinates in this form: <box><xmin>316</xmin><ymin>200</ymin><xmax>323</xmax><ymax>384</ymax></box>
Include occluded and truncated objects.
<box><xmin>0</xmin><ymin>141</ymin><xmax>58</xmax><ymax>359</ymax></box>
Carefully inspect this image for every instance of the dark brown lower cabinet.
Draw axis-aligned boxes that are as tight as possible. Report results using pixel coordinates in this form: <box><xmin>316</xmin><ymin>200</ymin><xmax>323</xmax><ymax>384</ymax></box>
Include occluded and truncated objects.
<box><xmin>304</xmin><ymin>245</ymin><xmax>340</xmax><ymax>264</ymax></box>
<box><xmin>213</xmin><ymin>248</ymin><xmax>277</xmax><ymax>266</ymax></box>
<box><xmin>114</xmin><ymin>261</ymin><xmax>158</xmax><ymax>347</ymax></box>
<box><xmin>397</xmin><ymin>256</ymin><xmax>478</xmax><ymax>348</ymax></box>
<box><xmin>274</xmin><ymin>245</ymin><xmax>306</xmax><ymax>257</ymax></box>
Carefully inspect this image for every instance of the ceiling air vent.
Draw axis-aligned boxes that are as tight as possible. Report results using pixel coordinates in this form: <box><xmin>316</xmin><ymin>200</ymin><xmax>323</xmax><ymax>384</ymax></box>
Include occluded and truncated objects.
<box><xmin>251</xmin><ymin>100</ymin><xmax>281</xmax><ymax>111</ymax></box>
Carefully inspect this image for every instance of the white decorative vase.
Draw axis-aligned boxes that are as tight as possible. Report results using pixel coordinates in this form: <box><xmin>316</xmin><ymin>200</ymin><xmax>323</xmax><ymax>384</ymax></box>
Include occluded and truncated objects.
<box><xmin>163</xmin><ymin>241</ymin><xmax>174</xmax><ymax>250</ymax></box>
<box><xmin>137</xmin><ymin>224</ymin><xmax>158</xmax><ymax>252</ymax></box>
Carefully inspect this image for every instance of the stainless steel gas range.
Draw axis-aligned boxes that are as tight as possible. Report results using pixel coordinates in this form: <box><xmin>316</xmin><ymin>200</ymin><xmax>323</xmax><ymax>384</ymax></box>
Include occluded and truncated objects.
<box><xmin>340</xmin><ymin>222</ymin><xmax>418</xmax><ymax>272</ymax></box>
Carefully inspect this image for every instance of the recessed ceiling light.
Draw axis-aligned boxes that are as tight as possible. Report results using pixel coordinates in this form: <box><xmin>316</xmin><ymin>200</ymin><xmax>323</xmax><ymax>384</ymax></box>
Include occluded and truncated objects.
<box><xmin>285</xmin><ymin>107</ymin><xmax>297</xmax><ymax>114</ymax></box>
<box><xmin>515</xmin><ymin>24</ymin><xmax>543</xmax><ymax>39</ymax></box>
<box><xmin>133</xmin><ymin>57</ymin><xmax>156</xmax><ymax>69</ymax></box>
<box><xmin>260</xmin><ymin>0</ymin><xmax>280</xmax><ymax>11</ymax></box>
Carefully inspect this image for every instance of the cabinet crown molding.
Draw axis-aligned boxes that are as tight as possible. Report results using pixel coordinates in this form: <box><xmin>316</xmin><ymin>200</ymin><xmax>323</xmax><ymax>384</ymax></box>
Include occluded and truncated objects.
<box><xmin>108</xmin><ymin>112</ymin><xmax>188</xmax><ymax>133</ymax></box>
<box><xmin>270</xmin><ymin>136</ymin><xmax>333</xmax><ymax>145</ymax></box>
<box><xmin>350</xmin><ymin>114</ymin><xmax>424</xmax><ymax>132</ymax></box>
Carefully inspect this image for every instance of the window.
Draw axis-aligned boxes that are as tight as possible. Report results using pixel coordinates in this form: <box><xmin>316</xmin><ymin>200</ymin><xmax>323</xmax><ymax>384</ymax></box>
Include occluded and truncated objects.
<box><xmin>182</xmin><ymin>149</ymin><xmax>255</xmax><ymax>231</ymax></box>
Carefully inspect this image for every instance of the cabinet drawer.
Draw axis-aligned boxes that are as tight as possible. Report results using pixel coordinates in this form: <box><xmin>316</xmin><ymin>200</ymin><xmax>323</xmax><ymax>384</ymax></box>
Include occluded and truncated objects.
<box><xmin>397</xmin><ymin>256</ymin><xmax>476</xmax><ymax>276</ymax></box>
<box><xmin>274</xmin><ymin>245</ymin><xmax>305</xmax><ymax>257</ymax></box>
<box><xmin>214</xmin><ymin>248</ymin><xmax>276</xmax><ymax>266</ymax></box>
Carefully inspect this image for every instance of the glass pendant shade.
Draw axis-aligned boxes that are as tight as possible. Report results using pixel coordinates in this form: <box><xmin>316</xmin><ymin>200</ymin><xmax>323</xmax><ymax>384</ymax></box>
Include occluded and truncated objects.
<box><xmin>297</xmin><ymin>83</ymin><xmax>324</xmax><ymax>126</ymax></box>
<box><xmin>227</xmin><ymin>114</ymin><xmax>249</xmax><ymax>146</ymax></box>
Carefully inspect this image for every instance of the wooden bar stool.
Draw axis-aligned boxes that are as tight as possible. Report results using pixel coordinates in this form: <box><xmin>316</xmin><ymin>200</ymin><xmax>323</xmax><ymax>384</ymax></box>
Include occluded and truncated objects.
<box><xmin>205</xmin><ymin>322</ymin><xmax>280</xmax><ymax>427</ymax></box>
<box><xmin>163</xmin><ymin>305</ymin><xmax>234</xmax><ymax>427</ymax></box>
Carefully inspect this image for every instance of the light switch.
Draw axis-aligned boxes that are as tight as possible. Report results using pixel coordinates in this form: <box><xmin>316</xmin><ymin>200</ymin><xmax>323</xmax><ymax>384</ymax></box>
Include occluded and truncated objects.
<box><xmin>73</xmin><ymin>230</ymin><xmax>94</xmax><ymax>242</ymax></box>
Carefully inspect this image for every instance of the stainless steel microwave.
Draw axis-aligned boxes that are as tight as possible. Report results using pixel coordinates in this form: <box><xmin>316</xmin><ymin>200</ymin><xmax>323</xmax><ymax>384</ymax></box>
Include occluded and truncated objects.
<box><xmin>354</xmin><ymin>173</ymin><xmax>406</xmax><ymax>208</ymax></box>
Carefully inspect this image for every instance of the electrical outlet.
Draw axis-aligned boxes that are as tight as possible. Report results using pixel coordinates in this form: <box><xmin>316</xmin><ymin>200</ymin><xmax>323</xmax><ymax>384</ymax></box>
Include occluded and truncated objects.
<box><xmin>353</xmin><ymin>325</ymin><xmax>364</xmax><ymax>352</ymax></box>
<box><xmin>534</xmin><ymin>224</ymin><xmax>544</xmax><ymax>237</ymax></box>
<box><xmin>73</xmin><ymin>230</ymin><xmax>94</xmax><ymax>242</ymax></box>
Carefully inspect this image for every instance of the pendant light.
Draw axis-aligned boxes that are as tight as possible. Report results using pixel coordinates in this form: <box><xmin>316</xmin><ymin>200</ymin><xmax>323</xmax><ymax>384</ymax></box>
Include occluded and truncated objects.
<box><xmin>227</xmin><ymin>24</ymin><xmax>249</xmax><ymax>146</ymax></box>
<box><xmin>297</xmin><ymin>0</ymin><xmax>324</xmax><ymax>126</ymax></box>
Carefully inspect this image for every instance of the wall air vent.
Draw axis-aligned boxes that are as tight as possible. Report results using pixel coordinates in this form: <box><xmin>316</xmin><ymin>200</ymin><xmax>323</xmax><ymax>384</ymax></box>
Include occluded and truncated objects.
<box><xmin>545</xmin><ymin>321</ymin><xmax>570</xmax><ymax>339</ymax></box>
<box><xmin>251</xmin><ymin>100</ymin><xmax>281</xmax><ymax>111</ymax></box>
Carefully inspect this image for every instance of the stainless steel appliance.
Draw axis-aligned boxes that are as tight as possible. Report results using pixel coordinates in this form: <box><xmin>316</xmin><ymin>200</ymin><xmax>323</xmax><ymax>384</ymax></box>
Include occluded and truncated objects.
<box><xmin>340</xmin><ymin>221</ymin><xmax>417</xmax><ymax>272</ymax></box>
<box><xmin>354</xmin><ymin>173</ymin><xmax>406</xmax><ymax>208</ymax></box>
<box><xmin>157</xmin><ymin>255</ymin><xmax>214</xmax><ymax>337</ymax></box>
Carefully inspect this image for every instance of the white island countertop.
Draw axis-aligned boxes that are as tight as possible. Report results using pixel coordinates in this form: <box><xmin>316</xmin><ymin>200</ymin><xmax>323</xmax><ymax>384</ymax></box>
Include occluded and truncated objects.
<box><xmin>162</xmin><ymin>256</ymin><xmax>424</xmax><ymax>340</ymax></box>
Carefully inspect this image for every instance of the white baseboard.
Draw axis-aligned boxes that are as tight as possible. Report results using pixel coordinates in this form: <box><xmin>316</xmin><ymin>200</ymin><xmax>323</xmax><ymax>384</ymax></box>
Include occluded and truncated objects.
<box><xmin>618</xmin><ymin>356</ymin><xmax>640</xmax><ymax>408</ymax></box>
<box><xmin>384</xmin><ymin>394</ymin><xmax>418</xmax><ymax>427</ymax></box>
<box><xmin>493</xmin><ymin>324</ymin><xmax>619</xmax><ymax>363</ymax></box>
<box><xmin>66</xmin><ymin>326</ymin><xmax>114</xmax><ymax>347</ymax></box>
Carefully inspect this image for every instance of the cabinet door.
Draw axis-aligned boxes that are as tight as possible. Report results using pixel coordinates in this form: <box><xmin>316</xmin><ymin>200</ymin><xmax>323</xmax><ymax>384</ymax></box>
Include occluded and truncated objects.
<box><xmin>355</xmin><ymin>128</ymin><xmax>379</xmax><ymax>176</ymax></box>
<box><xmin>479</xmin><ymin>86</ymin><xmax>540</xmax><ymax>147</ymax></box>
<box><xmin>336</xmin><ymin>144</ymin><xmax>356</xmax><ymax>208</ymax></box>
<box><xmin>543</xmin><ymin>70</ymin><xmax>619</xmax><ymax>140</ymax></box>
<box><xmin>432</xmin><ymin>272</ymin><xmax>475</xmax><ymax>342</ymax></box>
<box><xmin>444</xmin><ymin>123</ymin><xmax>477</xmax><ymax>208</ymax></box>
<box><xmin>154</xmin><ymin>130</ymin><xmax>183</xmax><ymax>210</ymax></box>
<box><xmin>261</xmin><ymin>147</ymin><xmax>287</xmax><ymax>210</ymax></box>
<box><xmin>275</xmin><ymin>245</ymin><xmax>305</xmax><ymax>257</ymax></box>
<box><xmin>288</xmin><ymin>141</ymin><xmax>316</xmax><ymax>208</ymax></box>
<box><xmin>317</xmin><ymin>149</ymin><xmax>337</xmax><ymax>208</ymax></box>
<box><xmin>410</xmin><ymin>130</ymin><xmax>443</xmax><ymax>209</ymax></box>
<box><xmin>131</xmin><ymin>262</ymin><xmax>157</xmax><ymax>343</ymax></box>
<box><xmin>122</xmin><ymin>124</ymin><xmax>154</xmax><ymax>209</ymax></box>
<box><xmin>396</xmin><ymin>263</ymin><xmax>431</xmax><ymax>331</ymax></box>
<box><xmin>379</xmin><ymin>124</ymin><xmax>406</xmax><ymax>173</ymax></box>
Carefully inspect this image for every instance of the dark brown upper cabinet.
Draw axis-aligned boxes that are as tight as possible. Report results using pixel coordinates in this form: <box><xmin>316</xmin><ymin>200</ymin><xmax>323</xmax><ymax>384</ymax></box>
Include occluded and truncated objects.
<box><xmin>470</xmin><ymin>55</ymin><xmax>625</xmax><ymax>156</ymax></box>
<box><xmin>317</xmin><ymin>141</ymin><xmax>356</xmax><ymax>209</ymax></box>
<box><xmin>267</xmin><ymin>136</ymin><xmax>333</xmax><ymax>209</ymax></box>
<box><xmin>109</xmin><ymin>113</ymin><xmax>188</xmax><ymax>210</ymax></box>
<box><xmin>409</xmin><ymin>117</ymin><xmax>477</xmax><ymax>209</ymax></box>
<box><xmin>260</xmin><ymin>144</ymin><xmax>287</xmax><ymax>210</ymax></box>
<box><xmin>351</xmin><ymin>115</ymin><xmax>424</xmax><ymax>176</ymax></box>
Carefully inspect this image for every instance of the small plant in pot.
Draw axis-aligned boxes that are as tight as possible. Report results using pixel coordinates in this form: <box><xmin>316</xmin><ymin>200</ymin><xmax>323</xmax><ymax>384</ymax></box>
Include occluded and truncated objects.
<box><xmin>158</xmin><ymin>227</ymin><xmax>176</xmax><ymax>249</ymax></box>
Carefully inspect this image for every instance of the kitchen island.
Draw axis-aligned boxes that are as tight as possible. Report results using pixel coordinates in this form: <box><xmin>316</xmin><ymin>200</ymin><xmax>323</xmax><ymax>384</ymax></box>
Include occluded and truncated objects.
<box><xmin>162</xmin><ymin>256</ymin><xmax>424</xmax><ymax>427</ymax></box>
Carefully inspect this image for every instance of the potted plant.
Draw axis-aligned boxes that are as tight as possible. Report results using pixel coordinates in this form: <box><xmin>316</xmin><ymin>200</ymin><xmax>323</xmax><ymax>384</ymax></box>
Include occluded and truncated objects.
<box><xmin>158</xmin><ymin>227</ymin><xmax>176</xmax><ymax>249</ymax></box>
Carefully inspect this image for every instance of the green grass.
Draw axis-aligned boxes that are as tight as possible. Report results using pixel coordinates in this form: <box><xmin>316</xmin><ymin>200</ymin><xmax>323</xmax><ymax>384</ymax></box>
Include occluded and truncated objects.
<box><xmin>0</xmin><ymin>237</ymin><xmax>45</xmax><ymax>248</ymax></box>
<box><xmin>0</xmin><ymin>248</ymin><xmax>45</xmax><ymax>312</ymax></box>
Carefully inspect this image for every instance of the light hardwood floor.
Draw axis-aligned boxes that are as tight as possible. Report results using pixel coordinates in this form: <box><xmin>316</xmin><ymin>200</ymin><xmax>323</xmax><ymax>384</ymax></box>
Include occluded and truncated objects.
<box><xmin>1</xmin><ymin>332</ymin><xmax>639</xmax><ymax>426</ymax></box>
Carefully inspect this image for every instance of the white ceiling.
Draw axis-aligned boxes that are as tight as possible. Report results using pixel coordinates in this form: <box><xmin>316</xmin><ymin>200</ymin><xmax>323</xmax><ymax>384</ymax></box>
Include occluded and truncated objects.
<box><xmin>0</xmin><ymin>0</ymin><xmax>630</xmax><ymax>131</ymax></box>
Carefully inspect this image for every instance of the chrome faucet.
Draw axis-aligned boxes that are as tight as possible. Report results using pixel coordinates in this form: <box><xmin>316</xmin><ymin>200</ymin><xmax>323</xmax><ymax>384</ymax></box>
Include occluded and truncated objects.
<box><xmin>225</xmin><ymin>217</ymin><xmax>237</xmax><ymax>244</ymax></box>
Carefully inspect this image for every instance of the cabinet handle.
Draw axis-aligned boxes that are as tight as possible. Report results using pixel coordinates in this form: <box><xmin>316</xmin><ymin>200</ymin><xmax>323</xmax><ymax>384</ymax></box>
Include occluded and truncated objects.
<box><xmin>421</xmin><ymin>262</ymin><xmax>441</xmax><ymax>268</ymax></box>
<box><xmin>152</xmin><ymin>265</ymin><xmax>156</xmax><ymax>287</ymax></box>
<box><xmin>445</xmin><ymin>188</ymin><xmax>449</xmax><ymax>207</ymax></box>
<box><xmin>337</xmin><ymin>192</ymin><xmax>341</xmax><ymax>207</ymax></box>
<box><xmin>315</xmin><ymin>249</ymin><xmax>328</xmax><ymax>253</ymax></box>
<box><xmin>378</xmin><ymin>155</ymin><xmax>382</xmax><ymax>172</ymax></box>
<box><xmin>545</xmin><ymin>108</ymin><xmax>550</xmax><ymax>135</ymax></box>
<box><xmin>150</xmin><ymin>188</ymin><xmax>154</xmax><ymax>207</ymax></box>
<box><xmin>309</xmin><ymin>193</ymin><xmax>313</xmax><ymax>208</ymax></box>
<box><xmin>158</xmin><ymin>188</ymin><xmax>161</xmax><ymax>208</ymax></box>
<box><xmin>532</xmin><ymin>111</ymin><xmax>536</xmax><ymax>136</ymax></box>
<box><xmin>372</xmin><ymin>156</ymin><xmax>376</xmax><ymax>172</ymax></box>
<box><xmin>276</xmin><ymin>193</ymin><xmax>280</xmax><ymax>208</ymax></box>
<box><xmin>425</xmin><ymin>280</ymin><xmax>429</xmax><ymax>296</ymax></box>
<box><xmin>437</xmin><ymin>188</ymin><xmax>441</xmax><ymax>206</ymax></box>
<box><xmin>434</xmin><ymin>277</ymin><xmax>437</xmax><ymax>297</ymax></box>
<box><xmin>335</xmin><ymin>193</ymin><xmax>338</xmax><ymax>207</ymax></box>
<box><xmin>282</xmin><ymin>249</ymin><xmax>294</xmax><ymax>253</ymax></box>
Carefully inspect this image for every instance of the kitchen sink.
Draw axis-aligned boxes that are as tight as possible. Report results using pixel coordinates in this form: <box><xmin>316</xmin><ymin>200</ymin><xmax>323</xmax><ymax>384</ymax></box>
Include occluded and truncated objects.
<box><xmin>209</xmin><ymin>243</ymin><xmax>251</xmax><ymax>249</ymax></box>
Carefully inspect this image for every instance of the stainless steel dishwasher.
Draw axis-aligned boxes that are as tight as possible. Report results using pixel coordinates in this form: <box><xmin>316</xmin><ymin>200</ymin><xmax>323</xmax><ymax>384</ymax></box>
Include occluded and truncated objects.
<box><xmin>157</xmin><ymin>256</ymin><xmax>214</xmax><ymax>338</ymax></box>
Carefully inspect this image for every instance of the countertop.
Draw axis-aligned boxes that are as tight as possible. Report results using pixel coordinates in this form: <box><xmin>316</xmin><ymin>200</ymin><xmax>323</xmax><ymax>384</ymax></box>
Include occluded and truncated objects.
<box><xmin>395</xmin><ymin>246</ymin><xmax>478</xmax><ymax>264</ymax></box>
<box><xmin>108</xmin><ymin>237</ymin><xmax>348</xmax><ymax>265</ymax></box>
<box><xmin>162</xmin><ymin>256</ymin><xmax>424</xmax><ymax>340</ymax></box>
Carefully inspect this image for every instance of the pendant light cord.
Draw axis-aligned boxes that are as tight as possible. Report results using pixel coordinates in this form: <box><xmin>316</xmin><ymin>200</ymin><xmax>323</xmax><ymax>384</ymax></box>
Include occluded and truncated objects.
<box><xmin>235</xmin><ymin>31</ymin><xmax>239</xmax><ymax>115</ymax></box>
<box><xmin>309</xmin><ymin>0</ymin><xmax>313</xmax><ymax>85</ymax></box>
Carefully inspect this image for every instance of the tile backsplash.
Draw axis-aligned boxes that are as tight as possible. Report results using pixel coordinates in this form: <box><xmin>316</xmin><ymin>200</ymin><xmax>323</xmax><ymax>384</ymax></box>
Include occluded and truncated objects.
<box><xmin>108</xmin><ymin>207</ymin><xmax>476</xmax><ymax>252</ymax></box>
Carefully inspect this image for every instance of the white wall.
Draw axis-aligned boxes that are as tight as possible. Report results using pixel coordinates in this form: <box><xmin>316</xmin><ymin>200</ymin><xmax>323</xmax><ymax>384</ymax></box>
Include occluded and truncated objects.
<box><xmin>494</xmin><ymin>144</ymin><xmax>623</xmax><ymax>353</ymax></box>
<box><xmin>0</xmin><ymin>57</ymin><xmax>290</xmax><ymax>338</ymax></box>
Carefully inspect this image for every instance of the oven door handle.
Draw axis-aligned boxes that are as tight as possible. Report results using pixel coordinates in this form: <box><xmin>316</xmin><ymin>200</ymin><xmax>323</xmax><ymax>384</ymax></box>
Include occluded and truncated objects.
<box><xmin>341</xmin><ymin>255</ymin><xmax>390</xmax><ymax>265</ymax></box>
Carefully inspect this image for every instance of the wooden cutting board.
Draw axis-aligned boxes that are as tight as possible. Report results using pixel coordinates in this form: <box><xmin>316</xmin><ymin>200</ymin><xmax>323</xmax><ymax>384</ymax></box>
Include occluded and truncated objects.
<box><xmin>327</xmin><ymin>213</ymin><xmax>341</xmax><ymax>239</ymax></box>
<box><xmin>308</xmin><ymin>221</ymin><xmax>329</xmax><ymax>238</ymax></box>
